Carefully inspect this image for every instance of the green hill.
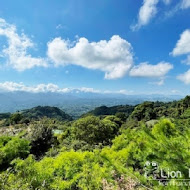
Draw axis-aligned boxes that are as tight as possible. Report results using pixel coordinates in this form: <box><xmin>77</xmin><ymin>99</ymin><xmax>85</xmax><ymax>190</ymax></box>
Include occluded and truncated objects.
<box><xmin>83</xmin><ymin>105</ymin><xmax>134</xmax><ymax>118</ymax></box>
<box><xmin>129</xmin><ymin>96</ymin><xmax>190</xmax><ymax>121</ymax></box>
<box><xmin>21</xmin><ymin>106</ymin><xmax>72</xmax><ymax>121</ymax></box>
<box><xmin>83</xmin><ymin>96</ymin><xmax>190</xmax><ymax>122</ymax></box>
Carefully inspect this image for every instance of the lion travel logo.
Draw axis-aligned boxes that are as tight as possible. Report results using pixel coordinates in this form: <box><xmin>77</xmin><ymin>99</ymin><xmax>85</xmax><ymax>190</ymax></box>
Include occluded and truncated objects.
<box><xmin>144</xmin><ymin>161</ymin><xmax>159</xmax><ymax>179</ymax></box>
<box><xmin>144</xmin><ymin>161</ymin><xmax>190</xmax><ymax>186</ymax></box>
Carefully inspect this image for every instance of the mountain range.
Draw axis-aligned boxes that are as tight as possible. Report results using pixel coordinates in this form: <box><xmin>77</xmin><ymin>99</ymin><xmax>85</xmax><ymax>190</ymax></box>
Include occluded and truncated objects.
<box><xmin>0</xmin><ymin>91</ymin><xmax>183</xmax><ymax>118</ymax></box>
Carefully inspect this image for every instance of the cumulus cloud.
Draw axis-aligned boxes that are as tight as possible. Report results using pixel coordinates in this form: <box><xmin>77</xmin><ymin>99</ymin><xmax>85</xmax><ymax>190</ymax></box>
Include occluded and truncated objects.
<box><xmin>0</xmin><ymin>82</ymin><xmax>62</xmax><ymax>93</ymax></box>
<box><xmin>131</xmin><ymin>0</ymin><xmax>159</xmax><ymax>30</ymax></box>
<box><xmin>0</xmin><ymin>81</ymin><xmax>134</xmax><ymax>94</ymax></box>
<box><xmin>129</xmin><ymin>62</ymin><xmax>173</xmax><ymax>77</ymax></box>
<box><xmin>177</xmin><ymin>70</ymin><xmax>190</xmax><ymax>84</ymax></box>
<box><xmin>0</xmin><ymin>18</ymin><xmax>48</xmax><ymax>71</ymax></box>
<box><xmin>0</xmin><ymin>82</ymin><xmax>100</xmax><ymax>93</ymax></box>
<box><xmin>0</xmin><ymin>82</ymin><xmax>98</xmax><ymax>93</ymax></box>
<box><xmin>172</xmin><ymin>29</ymin><xmax>190</xmax><ymax>56</ymax></box>
<box><xmin>47</xmin><ymin>35</ymin><xmax>134</xmax><ymax>79</ymax></box>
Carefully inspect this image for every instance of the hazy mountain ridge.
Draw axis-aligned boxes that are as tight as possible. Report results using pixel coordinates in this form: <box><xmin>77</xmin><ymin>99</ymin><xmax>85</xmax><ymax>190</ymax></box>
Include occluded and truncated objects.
<box><xmin>0</xmin><ymin>91</ymin><xmax>183</xmax><ymax>118</ymax></box>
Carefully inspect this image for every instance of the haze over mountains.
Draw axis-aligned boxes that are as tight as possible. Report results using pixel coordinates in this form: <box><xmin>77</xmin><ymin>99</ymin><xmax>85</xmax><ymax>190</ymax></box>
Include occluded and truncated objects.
<box><xmin>0</xmin><ymin>90</ymin><xmax>183</xmax><ymax>118</ymax></box>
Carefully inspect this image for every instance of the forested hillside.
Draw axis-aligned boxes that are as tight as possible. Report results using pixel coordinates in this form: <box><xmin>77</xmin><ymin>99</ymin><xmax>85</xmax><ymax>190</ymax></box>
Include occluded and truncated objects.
<box><xmin>1</xmin><ymin>96</ymin><xmax>190</xmax><ymax>189</ymax></box>
<box><xmin>21</xmin><ymin>106</ymin><xmax>73</xmax><ymax>121</ymax></box>
<box><xmin>83</xmin><ymin>105</ymin><xmax>134</xmax><ymax>120</ymax></box>
<box><xmin>0</xmin><ymin>106</ymin><xmax>72</xmax><ymax>127</ymax></box>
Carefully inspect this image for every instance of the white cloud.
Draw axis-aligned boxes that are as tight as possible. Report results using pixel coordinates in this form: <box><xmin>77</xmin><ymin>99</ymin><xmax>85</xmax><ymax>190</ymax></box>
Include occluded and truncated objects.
<box><xmin>0</xmin><ymin>81</ymin><xmax>134</xmax><ymax>95</ymax></box>
<box><xmin>0</xmin><ymin>81</ymin><xmax>182</xmax><ymax>95</ymax></box>
<box><xmin>164</xmin><ymin>0</ymin><xmax>190</xmax><ymax>19</ymax></box>
<box><xmin>177</xmin><ymin>70</ymin><xmax>190</xmax><ymax>84</ymax></box>
<box><xmin>181</xmin><ymin>0</ymin><xmax>190</xmax><ymax>9</ymax></box>
<box><xmin>172</xmin><ymin>29</ymin><xmax>190</xmax><ymax>65</ymax></box>
<box><xmin>172</xmin><ymin>29</ymin><xmax>190</xmax><ymax>56</ymax></box>
<box><xmin>0</xmin><ymin>18</ymin><xmax>48</xmax><ymax>71</ymax></box>
<box><xmin>132</xmin><ymin>0</ymin><xmax>190</xmax><ymax>30</ymax></box>
<box><xmin>131</xmin><ymin>0</ymin><xmax>159</xmax><ymax>30</ymax></box>
<box><xmin>129</xmin><ymin>62</ymin><xmax>173</xmax><ymax>77</ymax></box>
<box><xmin>0</xmin><ymin>82</ymin><xmax>95</xmax><ymax>93</ymax></box>
<box><xmin>182</xmin><ymin>55</ymin><xmax>190</xmax><ymax>65</ymax></box>
<box><xmin>47</xmin><ymin>35</ymin><xmax>134</xmax><ymax>79</ymax></box>
<box><xmin>0</xmin><ymin>82</ymin><xmax>61</xmax><ymax>93</ymax></box>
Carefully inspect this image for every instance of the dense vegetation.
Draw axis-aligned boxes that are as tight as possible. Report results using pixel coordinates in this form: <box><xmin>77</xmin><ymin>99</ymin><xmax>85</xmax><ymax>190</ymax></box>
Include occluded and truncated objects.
<box><xmin>83</xmin><ymin>105</ymin><xmax>134</xmax><ymax>120</ymax></box>
<box><xmin>1</xmin><ymin>96</ymin><xmax>190</xmax><ymax>189</ymax></box>
<box><xmin>22</xmin><ymin>106</ymin><xmax>73</xmax><ymax>121</ymax></box>
<box><xmin>0</xmin><ymin>106</ymin><xmax>72</xmax><ymax>127</ymax></box>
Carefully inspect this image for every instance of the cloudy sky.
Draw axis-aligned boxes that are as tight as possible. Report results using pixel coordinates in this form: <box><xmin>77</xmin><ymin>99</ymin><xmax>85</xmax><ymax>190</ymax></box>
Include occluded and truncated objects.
<box><xmin>0</xmin><ymin>0</ymin><xmax>190</xmax><ymax>95</ymax></box>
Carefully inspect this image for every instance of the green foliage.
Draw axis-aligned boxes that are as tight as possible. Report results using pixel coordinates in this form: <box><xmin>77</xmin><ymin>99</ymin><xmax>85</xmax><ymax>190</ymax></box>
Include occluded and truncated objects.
<box><xmin>152</xmin><ymin>118</ymin><xmax>176</xmax><ymax>137</ymax></box>
<box><xmin>130</xmin><ymin>101</ymin><xmax>156</xmax><ymax>121</ymax></box>
<box><xmin>72</xmin><ymin>115</ymin><xmax>121</xmax><ymax>146</ymax></box>
<box><xmin>2</xmin><ymin>97</ymin><xmax>190</xmax><ymax>189</ymax></box>
<box><xmin>10</xmin><ymin>112</ymin><xmax>23</xmax><ymax>125</ymax></box>
<box><xmin>83</xmin><ymin>105</ymin><xmax>134</xmax><ymax>121</ymax></box>
<box><xmin>180</xmin><ymin>108</ymin><xmax>190</xmax><ymax>119</ymax></box>
<box><xmin>22</xmin><ymin>106</ymin><xmax>72</xmax><ymax>121</ymax></box>
<box><xmin>2</xmin><ymin>117</ymin><xmax>188</xmax><ymax>189</ymax></box>
<box><xmin>0</xmin><ymin>136</ymin><xmax>30</xmax><ymax>170</ymax></box>
<box><xmin>5</xmin><ymin>150</ymin><xmax>134</xmax><ymax>190</ymax></box>
<box><xmin>0</xmin><ymin>113</ymin><xmax>11</xmax><ymax>120</ymax></box>
<box><xmin>127</xmin><ymin>96</ymin><xmax>190</xmax><ymax>122</ymax></box>
<box><xmin>28</xmin><ymin>124</ymin><xmax>54</xmax><ymax>158</ymax></box>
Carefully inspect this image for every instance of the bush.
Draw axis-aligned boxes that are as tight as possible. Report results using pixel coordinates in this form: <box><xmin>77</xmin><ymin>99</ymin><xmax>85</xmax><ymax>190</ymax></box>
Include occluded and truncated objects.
<box><xmin>0</xmin><ymin>136</ymin><xmax>30</xmax><ymax>170</ymax></box>
<box><xmin>9</xmin><ymin>113</ymin><xmax>23</xmax><ymax>125</ymax></box>
<box><xmin>72</xmin><ymin>116</ymin><xmax>121</xmax><ymax>146</ymax></box>
<box><xmin>28</xmin><ymin>124</ymin><xmax>54</xmax><ymax>158</ymax></box>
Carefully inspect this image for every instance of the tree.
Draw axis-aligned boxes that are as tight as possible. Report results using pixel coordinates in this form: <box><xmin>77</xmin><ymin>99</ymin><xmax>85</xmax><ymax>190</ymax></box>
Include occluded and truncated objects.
<box><xmin>72</xmin><ymin>116</ymin><xmax>121</xmax><ymax>145</ymax></box>
<box><xmin>10</xmin><ymin>113</ymin><xmax>22</xmax><ymax>125</ymax></box>
<box><xmin>29</xmin><ymin>124</ymin><xmax>54</xmax><ymax>158</ymax></box>
<box><xmin>130</xmin><ymin>102</ymin><xmax>156</xmax><ymax>121</ymax></box>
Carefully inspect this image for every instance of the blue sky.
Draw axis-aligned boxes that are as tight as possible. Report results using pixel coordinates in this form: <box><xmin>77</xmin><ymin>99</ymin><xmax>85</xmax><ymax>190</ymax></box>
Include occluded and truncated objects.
<box><xmin>0</xmin><ymin>0</ymin><xmax>190</xmax><ymax>95</ymax></box>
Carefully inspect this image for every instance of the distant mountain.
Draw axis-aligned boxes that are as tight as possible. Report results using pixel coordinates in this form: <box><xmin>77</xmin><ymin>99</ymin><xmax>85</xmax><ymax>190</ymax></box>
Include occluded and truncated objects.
<box><xmin>0</xmin><ymin>91</ymin><xmax>183</xmax><ymax>118</ymax></box>
<box><xmin>21</xmin><ymin>106</ymin><xmax>72</xmax><ymax>121</ymax></box>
